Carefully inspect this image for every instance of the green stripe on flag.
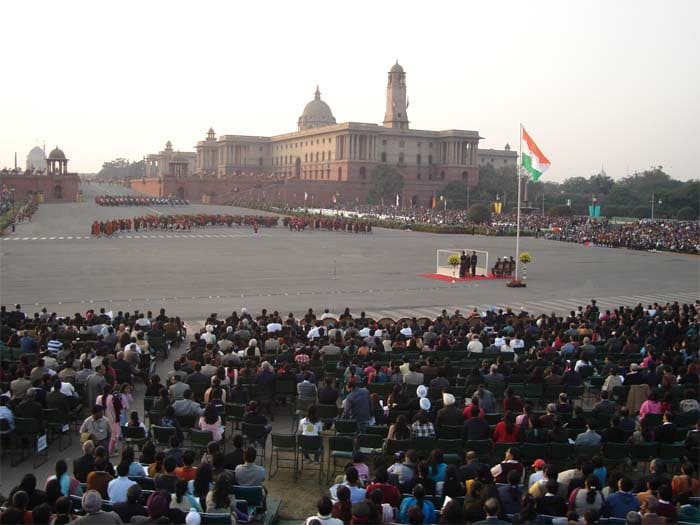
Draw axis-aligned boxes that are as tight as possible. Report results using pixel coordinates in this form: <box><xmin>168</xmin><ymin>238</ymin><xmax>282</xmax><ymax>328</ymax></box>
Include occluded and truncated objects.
<box><xmin>522</xmin><ymin>152</ymin><xmax>543</xmax><ymax>181</ymax></box>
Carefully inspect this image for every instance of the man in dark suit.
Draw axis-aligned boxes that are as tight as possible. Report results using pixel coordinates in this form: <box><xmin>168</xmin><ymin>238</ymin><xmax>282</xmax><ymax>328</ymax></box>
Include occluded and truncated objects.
<box><xmin>470</xmin><ymin>251</ymin><xmax>478</xmax><ymax>276</ymax></box>
<box><xmin>436</xmin><ymin>393</ymin><xmax>463</xmax><ymax>429</ymax></box>
<box><xmin>473</xmin><ymin>497</ymin><xmax>510</xmax><ymax>525</ymax></box>
<box><xmin>73</xmin><ymin>440</ymin><xmax>96</xmax><ymax>483</ymax></box>
<box><xmin>535</xmin><ymin>479</ymin><xmax>568</xmax><ymax>517</ymax></box>
<box><xmin>14</xmin><ymin>389</ymin><xmax>43</xmax><ymax>420</ymax></box>
<box><xmin>654</xmin><ymin>412</ymin><xmax>677</xmax><ymax>444</ymax></box>
<box><xmin>464</xmin><ymin>406</ymin><xmax>491</xmax><ymax>441</ymax></box>
<box><xmin>458</xmin><ymin>451</ymin><xmax>487</xmax><ymax>481</ymax></box>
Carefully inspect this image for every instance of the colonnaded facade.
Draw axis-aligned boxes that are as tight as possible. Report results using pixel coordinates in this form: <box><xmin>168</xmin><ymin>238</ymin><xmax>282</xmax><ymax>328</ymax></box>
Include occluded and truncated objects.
<box><xmin>133</xmin><ymin>62</ymin><xmax>516</xmax><ymax>207</ymax></box>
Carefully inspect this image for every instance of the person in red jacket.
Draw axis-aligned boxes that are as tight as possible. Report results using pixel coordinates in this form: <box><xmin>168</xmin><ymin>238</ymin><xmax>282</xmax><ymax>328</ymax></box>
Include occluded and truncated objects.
<box><xmin>364</xmin><ymin>468</ymin><xmax>401</xmax><ymax>509</ymax></box>
<box><xmin>493</xmin><ymin>411</ymin><xmax>521</xmax><ymax>443</ymax></box>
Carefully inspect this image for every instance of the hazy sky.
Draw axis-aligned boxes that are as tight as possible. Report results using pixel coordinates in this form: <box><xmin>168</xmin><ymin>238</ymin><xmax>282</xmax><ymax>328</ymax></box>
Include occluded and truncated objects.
<box><xmin>2</xmin><ymin>0</ymin><xmax>698</xmax><ymax>181</ymax></box>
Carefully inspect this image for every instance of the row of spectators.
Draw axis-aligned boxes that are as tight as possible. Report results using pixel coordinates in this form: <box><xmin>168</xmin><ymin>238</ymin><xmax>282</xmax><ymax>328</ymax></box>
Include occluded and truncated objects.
<box><xmin>1</xmin><ymin>298</ymin><xmax>698</xmax><ymax>524</ymax></box>
<box><xmin>288</xmin><ymin>205</ymin><xmax>700</xmax><ymax>253</ymax></box>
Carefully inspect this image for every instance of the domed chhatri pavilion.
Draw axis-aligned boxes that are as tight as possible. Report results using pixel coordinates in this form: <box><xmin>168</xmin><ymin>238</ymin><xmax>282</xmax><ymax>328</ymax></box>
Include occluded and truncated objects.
<box><xmin>137</xmin><ymin>62</ymin><xmax>516</xmax><ymax>206</ymax></box>
<box><xmin>0</xmin><ymin>145</ymin><xmax>80</xmax><ymax>202</ymax></box>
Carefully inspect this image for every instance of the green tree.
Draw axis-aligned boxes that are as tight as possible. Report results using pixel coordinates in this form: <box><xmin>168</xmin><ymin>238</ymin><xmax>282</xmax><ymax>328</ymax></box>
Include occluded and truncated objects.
<box><xmin>96</xmin><ymin>158</ymin><xmax>145</xmax><ymax>180</ymax></box>
<box><xmin>549</xmin><ymin>205</ymin><xmax>574</xmax><ymax>217</ymax></box>
<box><xmin>475</xmin><ymin>164</ymin><xmax>518</xmax><ymax>211</ymax></box>
<box><xmin>440</xmin><ymin>181</ymin><xmax>469</xmax><ymax>209</ymax></box>
<box><xmin>561</xmin><ymin>176</ymin><xmax>590</xmax><ymax>195</ymax></box>
<box><xmin>467</xmin><ymin>203</ymin><xmax>490</xmax><ymax>223</ymax></box>
<box><xmin>588</xmin><ymin>173</ymin><xmax>615</xmax><ymax>195</ymax></box>
<box><xmin>366</xmin><ymin>165</ymin><xmax>404</xmax><ymax>205</ymax></box>
<box><xmin>605</xmin><ymin>185</ymin><xmax>637</xmax><ymax>206</ymax></box>
<box><xmin>676</xmin><ymin>206</ymin><xmax>697</xmax><ymax>220</ymax></box>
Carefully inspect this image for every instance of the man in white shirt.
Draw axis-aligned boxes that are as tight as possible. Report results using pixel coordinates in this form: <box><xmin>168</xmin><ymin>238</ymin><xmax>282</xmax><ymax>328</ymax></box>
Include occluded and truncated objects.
<box><xmin>266</xmin><ymin>321</ymin><xmax>282</xmax><ymax>333</ymax></box>
<box><xmin>307</xmin><ymin>324</ymin><xmax>322</xmax><ymax>340</ymax></box>
<box><xmin>320</xmin><ymin>309</ymin><xmax>336</xmax><ymax>320</ymax></box>
<box><xmin>467</xmin><ymin>334</ymin><xmax>483</xmax><ymax>354</ymax></box>
<box><xmin>399</xmin><ymin>324</ymin><xmax>412</xmax><ymax>338</ymax></box>
<box><xmin>60</xmin><ymin>380</ymin><xmax>78</xmax><ymax>398</ymax></box>
<box><xmin>200</xmin><ymin>325</ymin><xmax>216</xmax><ymax>345</ymax></box>
<box><xmin>511</xmin><ymin>337</ymin><xmax>525</xmax><ymax>349</ymax></box>
<box><xmin>108</xmin><ymin>462</ymin><xmax>137</xmax><ymax>503</ymax></box>
<box><xmin>304</xmin><ymin>497</ymin><xmax>343</xmax><ymax>525</ymax></box>
<box><xmin>494</xmin><ymin>333</ymin><xmax>506</xmax><ymax>348</ymax></box>
<box><xmin>500</xmin><ymin>338</ymin><xmax>518</xmax><ymax>361</ymax></box>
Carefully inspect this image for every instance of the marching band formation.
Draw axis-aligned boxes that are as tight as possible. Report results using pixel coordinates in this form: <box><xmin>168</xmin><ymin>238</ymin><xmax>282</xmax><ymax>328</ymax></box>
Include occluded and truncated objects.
<box><xmin>283</xmin><ymin>215</ymin><xmax>373</xmax><ymax>233</ymax></box>
<box><xmin>94</xmin><ymin>195</ymin><xmax>190</xmax><ymax>206</ymax></box>
<box><xmin>90</xmin><ymin>214</ymin><xmax>278</xmax><ymax>236</ymax></box>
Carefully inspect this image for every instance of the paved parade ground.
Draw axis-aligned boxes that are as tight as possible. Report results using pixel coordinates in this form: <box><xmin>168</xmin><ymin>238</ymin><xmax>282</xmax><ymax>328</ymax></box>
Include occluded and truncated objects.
<box><xmin>1</xmin><ymin>183</ymin><xmax>698</xmax><ymax>326</ymax></box>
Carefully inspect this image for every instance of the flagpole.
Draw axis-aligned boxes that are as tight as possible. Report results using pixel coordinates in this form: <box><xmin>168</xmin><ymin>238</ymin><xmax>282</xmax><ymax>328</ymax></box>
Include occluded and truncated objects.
<box><xmin>515</xmin><ymin>123</ymin><xmax>523</xmax><ymax>280</ymax></box>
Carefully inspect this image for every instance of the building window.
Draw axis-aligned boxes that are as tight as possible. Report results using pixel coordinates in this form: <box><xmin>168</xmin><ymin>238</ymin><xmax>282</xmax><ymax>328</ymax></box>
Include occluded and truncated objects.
<box><xmin>316</xmin><ymin>139</ymin><xmax>319</xmax><ymax>144</ymax></box>
<box><xmin>258</xmin><ymin>157</ymin><xmax>263</xmax><ymax>166</ymax></box>
<box><xmin>400</xmin><ymin>140</ymin><xmax>405</xmax><ymax>148</ymax></box>
<box><xmin>305</xmin><ymin>153</ymin><xmax>308</xmax><ymax>162</ymax></box>
<box><xmin>417</xmin><ymin>172</ymin><xmax>421</xmax><ymax>180</ymax></box>
<box><xmin>359</xmin><ymin>166</ymin><xmax>367</xmax><ymax>180</ymax></box>
<box><xmin>381</xmin><ymin>152</ymin><xmax>387</xmax><ymax>163</ymax></box>
<box><xmin>462</xmin><ymin>171</ymin><xmax>469</xmax><ymax>181</ymax></box>
<box><xmin>429</xmin><ymin>143</ymin><xmax>433</xmax><ymax>149</ymax></box>
<box><xmin>504</xmin><ymin>159</ymin><xmax>507</xmax><ymax>164</ymax></box>
<box><xmin>440</xmin><ymin>171</ymin><xmax>445</xmax><ymax>180</ymax></box>
<box><xmin>417</xmin><ymin>154</ymin><xmax>421</xmax><ymax>165</ymax></box>
<box><xmin>382</xmin><ymin>139</ymin><xmax>387</xmax><ymax>145</ymax></box>
<box><xmin>315</xmin><ymin>152</ymin><xmax>319</xmax><ymax>162</ymax></box>
<box><xmin>322</xmin><ymin>152</ymin><xmax>325</xmax><ymax>161</ymax></box>
<box><xmin>398</xmin><ymin>153</ymin><xmax>404</xmax><ymax>165</ymax></box>
<box><xmin>338</xmin><ymin>166</ymin><xmax>342</xmax><ymax>179</ymax></box>
<box><xmin>428</xmin><ymin>154</ymin><xmax>433</xmax><ymax>165</ymax></box>
<box><xmin>417</xmin><ymin>142</ymin><xmax>422</xmax><ymax>148</ymax></box>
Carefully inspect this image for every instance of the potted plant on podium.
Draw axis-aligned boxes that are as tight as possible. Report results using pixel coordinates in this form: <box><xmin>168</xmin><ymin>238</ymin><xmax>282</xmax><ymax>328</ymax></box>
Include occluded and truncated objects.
<box><xmin>507</xmin><ymin>252</ymin><xmax>531</xmax><ymax>288</ymax></box>
<box><xmin>447</xmin><ymin>254</ymin><xmax>461</xmax><ymax>283</ymax></box>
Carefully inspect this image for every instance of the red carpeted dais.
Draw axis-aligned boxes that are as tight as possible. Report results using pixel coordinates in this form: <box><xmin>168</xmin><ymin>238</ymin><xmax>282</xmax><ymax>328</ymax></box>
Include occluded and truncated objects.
<box><xmin>418</xmin><ymin>273</ymin><xmax>506</xmax><ymax>282</ymax></box>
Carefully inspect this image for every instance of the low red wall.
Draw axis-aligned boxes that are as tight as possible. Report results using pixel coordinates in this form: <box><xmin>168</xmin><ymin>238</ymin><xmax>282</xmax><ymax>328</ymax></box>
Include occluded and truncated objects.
<box><xmin>0</xmin><ymin>174</ymin><xmax>80</xmax><ymax>202</ymax></box>
<box><xmin>128</xmin><ymin>166</ymin><xmax>479</xmax><ymax>208</ymax></box>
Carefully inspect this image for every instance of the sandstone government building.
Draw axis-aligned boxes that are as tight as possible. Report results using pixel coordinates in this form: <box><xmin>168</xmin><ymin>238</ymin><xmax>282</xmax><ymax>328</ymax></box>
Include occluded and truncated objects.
<box><xmin>133</xmin><ymin>62</ymin><xmax>516</xmax><ymax>207</ymax></box>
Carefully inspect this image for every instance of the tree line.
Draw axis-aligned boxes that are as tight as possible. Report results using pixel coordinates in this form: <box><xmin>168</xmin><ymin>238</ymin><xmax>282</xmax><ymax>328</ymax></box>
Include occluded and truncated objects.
<box><xmin>96</xmin><ymin>158</ymin><xmax>145</xmax><ymax>180</ymax></box>
<box><xmin>363</xmin><ymin>163</ymin><xmax>697</xmax><ymax>219</ymax></box>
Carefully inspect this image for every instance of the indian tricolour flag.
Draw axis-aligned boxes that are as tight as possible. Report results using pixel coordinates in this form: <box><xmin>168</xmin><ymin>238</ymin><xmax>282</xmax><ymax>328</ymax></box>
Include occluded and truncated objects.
<box><xmin>521</xmin><ymin>127</ymin><xmax>550</xmax><ymax>182</ymax></box>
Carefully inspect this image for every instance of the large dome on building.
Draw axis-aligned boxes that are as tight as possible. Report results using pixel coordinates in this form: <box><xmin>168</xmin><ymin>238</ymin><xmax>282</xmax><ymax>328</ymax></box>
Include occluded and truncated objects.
<box><xmin>26</xmin><ymin>146</ymin><xmax>47</xmax><ymax>172</ymax></box>
<box><xmin>298</xmin><ymin>86</ymin><xmax>336</xmax><ymax>131</ymax></box>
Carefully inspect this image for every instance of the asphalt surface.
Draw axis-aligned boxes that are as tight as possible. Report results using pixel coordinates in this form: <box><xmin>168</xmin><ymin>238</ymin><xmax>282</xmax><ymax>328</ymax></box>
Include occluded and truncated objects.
<box><xmin>1</xmin><ymin>183</ymin><xmax>698</xmax><ymax>324</ymax></box>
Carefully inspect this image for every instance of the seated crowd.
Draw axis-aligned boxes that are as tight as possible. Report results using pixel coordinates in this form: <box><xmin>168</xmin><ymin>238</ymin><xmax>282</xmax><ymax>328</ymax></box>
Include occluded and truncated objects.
<box><xmin>0</xmin><ymin>299</ymin><xmax>698</xmax><ymax>524</ymax></box>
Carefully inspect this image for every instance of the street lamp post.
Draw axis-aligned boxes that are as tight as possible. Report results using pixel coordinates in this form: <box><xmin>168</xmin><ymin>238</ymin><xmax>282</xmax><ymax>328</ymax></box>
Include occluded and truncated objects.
<box><xmin>651</xmin><ymin>193</ymin><xmax>663</xmax><ymax>220</ymax></box>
